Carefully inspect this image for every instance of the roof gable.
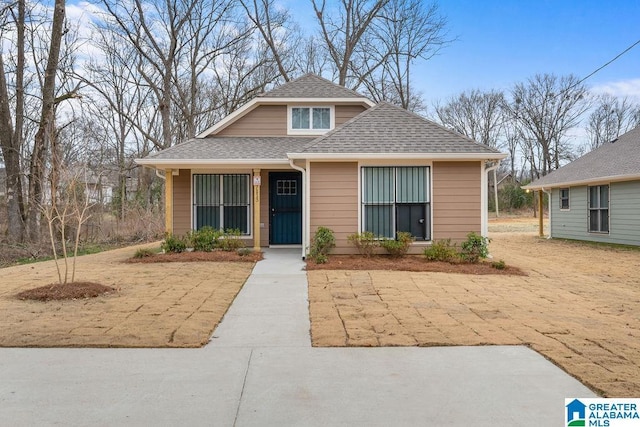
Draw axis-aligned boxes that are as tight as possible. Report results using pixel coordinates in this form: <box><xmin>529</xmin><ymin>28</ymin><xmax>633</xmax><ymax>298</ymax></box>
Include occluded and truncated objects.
<box><xmin>196</xmin><ymin>73</ymin><xmax>373</xmax><ymax>138</ymax></box>
<box><xmin>297</xmin><ymin>102</ymin><xmax>502</xmax><ymax>156</ymax></box>
<box><xmin>259</xmin><ymin>73</ymin><xmax>365</xmax><ymax>99</ymax></box>
<box><xmin>526</xmin><ymin>125</ymin><xmax>640</xmax><ymax>189</ymax></box>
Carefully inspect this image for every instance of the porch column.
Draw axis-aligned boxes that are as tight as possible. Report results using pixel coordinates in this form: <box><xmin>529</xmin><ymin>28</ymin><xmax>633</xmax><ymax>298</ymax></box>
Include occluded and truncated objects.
<box><xmin>165</xmin><ymin>169</ymin><xmax>173</xmax><ymax>234</ymax></box>
<box><xmin>538</xmin><ymin>190</ymin><xmax>544</xmax><ymax>237</ymax></box>
<box><xmin>253</xmin><ymin>169</ymin><xmax>261</xmax><ymax>251</ymax></box>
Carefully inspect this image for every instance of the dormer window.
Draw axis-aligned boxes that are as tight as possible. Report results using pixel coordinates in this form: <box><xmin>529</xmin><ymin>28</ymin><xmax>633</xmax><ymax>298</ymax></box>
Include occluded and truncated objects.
<box><xmin>288</xmin><ymin>106</ymin><xmax>334</xmax><ymax>134</ymax></box>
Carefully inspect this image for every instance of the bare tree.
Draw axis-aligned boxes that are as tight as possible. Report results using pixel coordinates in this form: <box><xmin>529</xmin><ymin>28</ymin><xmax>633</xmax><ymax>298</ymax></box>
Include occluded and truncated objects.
<box><xmin>311</xmin><ymin>0</ymin><xmax>390</xmax><ymax>87</ymax></box>
<box><xmin>586</xmin><ymin>94</ymin><xmax>640</xmax><ymax>150</ymax></box>
<box><xmin>238</xmin><ymin>0</ymin><xmax>297</xmax><ymax>82</ymax></box>
<box><xmin>363</xmin><ymin>0</ymin><xmax>450</xmax><ymax>109</ymax></box>
<box><xmin>434</xmin><ymin>89</ymin><xmax>504</xmax><ymax>148</ymax></box>
<box><xmin>504</xmin><ymin>74</ymin><xmax>590</xmax><ymax>178</ymax></box>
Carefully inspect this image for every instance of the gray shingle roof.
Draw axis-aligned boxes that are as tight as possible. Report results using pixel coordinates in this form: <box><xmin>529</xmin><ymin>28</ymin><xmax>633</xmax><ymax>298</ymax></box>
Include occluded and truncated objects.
<box><xmin>525</xmin><ymin>125</ymin><xmax>640</xmax><ymax>189</ymax></box>
<box><xmin>144</xmin><ymin>137</ymin><xmax>313</xmax><ymax>161</ymax></box>
<box><xmin>300</xmin><ymin>102</ymin><xmax>502</xmax><ymax>155</ymax></box>
<box><xmin>259</xmin><ymin>73</ymin><xmax>366</xmax><ymax>99</ymax></box>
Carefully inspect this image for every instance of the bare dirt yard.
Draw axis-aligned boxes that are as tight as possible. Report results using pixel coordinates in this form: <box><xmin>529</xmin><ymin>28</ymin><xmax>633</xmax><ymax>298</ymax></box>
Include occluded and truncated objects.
<box><xmin>308</xmin><ymin>216</ymin><xmax>640</xmax><ymax>397</ymax></box>
<box><xmin>0</xmin><ymin>243</ymin><xmax>254</xmax><ymax>347</ymax></box>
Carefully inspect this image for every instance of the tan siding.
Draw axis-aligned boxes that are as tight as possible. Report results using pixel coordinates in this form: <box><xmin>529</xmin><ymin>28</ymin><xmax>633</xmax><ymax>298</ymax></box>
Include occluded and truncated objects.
<box><xmin>173</xmin><ymin>169</ymin><xmax>191</xmax><ymax>236</ymax></box>
<box><xmin>335</xmin><ymin>105</ymin><xmax>367</xmax><ymax>126</ymax></box>
<box><xmin>432</xmin><ymin>161</ymin><xmax>482</xmax><ymax>242</ymax></box>
<box><xmin>310</xmin><ymin>162</ymin><xmax>359</xmax><ymax>254</ymax></box>
<box><xmin>217</xmin><ymin>105</ymin><xmax>287</xmax><ymax>136</ymax></box>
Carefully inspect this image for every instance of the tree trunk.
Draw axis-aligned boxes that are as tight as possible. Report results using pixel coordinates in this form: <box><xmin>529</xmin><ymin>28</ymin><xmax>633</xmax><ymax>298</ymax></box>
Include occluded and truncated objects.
<box><xmin>26</xmin><ymin>0</ymin><xmax>66</xmax><ymax>243</ymax></box>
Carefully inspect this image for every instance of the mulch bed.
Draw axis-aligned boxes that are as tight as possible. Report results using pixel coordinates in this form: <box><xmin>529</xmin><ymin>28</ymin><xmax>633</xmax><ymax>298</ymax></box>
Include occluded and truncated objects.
<box><xmin>305</xmin><ymin>255</ymin><xmax>526</xmax><ymax>275</ymax></box>
<box><xmin>16</xmin><ymin>282</ymin><xmax>116</xmax><ymax>302</ymax></box>
<box><xmin>125</xmin><ymin>250</ymin><xmax>263</xmax><ymax>263</ymax></box>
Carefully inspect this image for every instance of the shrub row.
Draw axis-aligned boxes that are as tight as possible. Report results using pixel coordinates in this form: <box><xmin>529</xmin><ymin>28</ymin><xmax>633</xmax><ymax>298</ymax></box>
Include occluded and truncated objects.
<box><xmin>161</xmin><ymin>227</ymin><xmax>246</xmax><ymax>253</ymax></box>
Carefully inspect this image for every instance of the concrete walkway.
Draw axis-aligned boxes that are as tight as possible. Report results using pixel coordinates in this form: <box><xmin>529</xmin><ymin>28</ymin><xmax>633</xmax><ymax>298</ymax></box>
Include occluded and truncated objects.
<box><xmin>0</xmin><ymin>249</ymin><xmax>595</xmax><ymax>426</ymax></box>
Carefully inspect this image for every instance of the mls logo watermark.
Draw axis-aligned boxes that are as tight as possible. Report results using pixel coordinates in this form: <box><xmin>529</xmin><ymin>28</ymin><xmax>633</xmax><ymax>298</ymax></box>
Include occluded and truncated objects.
<box><xmin>566</xmin><ymin>398</ymin><xmax>640</xmax><ymax>426</ymax></box>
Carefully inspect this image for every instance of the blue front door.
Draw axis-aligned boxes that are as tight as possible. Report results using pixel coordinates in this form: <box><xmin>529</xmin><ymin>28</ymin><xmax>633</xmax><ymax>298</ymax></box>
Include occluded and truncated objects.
<box><xmin>269</xmin><ymin>172</ymin><xmax>302</xmax><ymax>244</ymax></box>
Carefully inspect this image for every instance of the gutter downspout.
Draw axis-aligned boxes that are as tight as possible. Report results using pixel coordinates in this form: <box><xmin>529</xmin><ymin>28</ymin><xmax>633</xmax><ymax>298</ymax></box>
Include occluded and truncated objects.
<box><xmin>289</xmin><ymin>159</ymin><xmax>307</xmax><ymax>260</ymax></box>
<box><xmin>541</xmin><ymin>187</ymin><xmax>552</xmax><ymax>239</ymax></box>
<box><xmin>155</xmin><ymin>168</ymin><xmax>166</xmax><ymax>180</ymax></box>
<box><xmin>482</xmin><ymin>161</ymin><xmax>500</xmax><ymax>237</ymax></box>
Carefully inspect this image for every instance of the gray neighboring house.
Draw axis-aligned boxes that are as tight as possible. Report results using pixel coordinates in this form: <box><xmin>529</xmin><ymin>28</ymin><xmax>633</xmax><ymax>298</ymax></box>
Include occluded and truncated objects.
<box><xmin>524</xmin><ymin>126</ymin><xmax>640</xmax><ymax>246</ymax></box>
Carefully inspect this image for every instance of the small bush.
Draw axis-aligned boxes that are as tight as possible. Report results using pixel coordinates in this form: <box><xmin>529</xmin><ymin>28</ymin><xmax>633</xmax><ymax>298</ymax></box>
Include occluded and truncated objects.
<box><xmin>309</xmin><ymin>226</ymin><xmax>336</xmax><ymax>263</ymax></box>
<box><xmin>491</xmin><ymin>259</ymin><xmax>507</xmax><ymax>270</ymax></box>
<box><xmin>460</xmin><ymin>232</ymin><xmax>490</xmax><ymax>263</ymax></box>
<box><xmin>423</xmin><ymin>239</ymin><xmax>459</xmax><ymax>262</ymax></box>
<box><xmin>189</xmin><ymin>226</ymin><xmax>222</xmax><ymax>252</ymax></box>
<box><xmin>133</xmin><ymin>248</ymin><xmax>156</xmax><ymax>259</ymax></box>
<box><xmin>237</xmin><ymin>247</ymin><xmax>252</xmax><ymax>257</ymax></box>
<box><xmin>380</xmin><ymin>231</ymin><xmax>414</xmax><ymax>258</ymax></box>
<box><xmin>219</xmin><ymin>229</ymin><xmax>246</xmax><ymax>251</ymax></box>
<box><xmin>347</xmin><ymin>231</ymin><xmax>378</xmax><ymax>257</ymax></box>
<box><xmin>161</xmin><ymin>233</ymin><xmax>187</xmax><ymax>253</ymax></box>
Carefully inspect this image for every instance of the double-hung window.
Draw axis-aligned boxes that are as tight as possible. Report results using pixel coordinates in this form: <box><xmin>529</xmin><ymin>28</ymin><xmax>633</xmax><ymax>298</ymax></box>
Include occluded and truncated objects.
<box><xmin>193</xmin><ymin>174</ymin><xmax>250</xmax><ymax>233</ymax></box>
<box><xmin>289</xmin><ymin>107</ymin><xmax>332</xmax><ymax>133</ymax></box>
<box><xmin>559</xmin><ymin>188</ymin><xmax>570</xmax><ymax>210</ymax></box>
<box><xmin>361</xmin><ymin>166</ymin><xmax>430</xmax><ymax>240</ymax></box>
<box><xmin>588</xmin><ymin>185</ymin><xmax>609</xmax><ymax>233</ymax></box>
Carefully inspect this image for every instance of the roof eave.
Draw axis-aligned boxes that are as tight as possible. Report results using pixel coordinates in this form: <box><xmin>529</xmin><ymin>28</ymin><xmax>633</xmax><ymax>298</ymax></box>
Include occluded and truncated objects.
<box><xmin>135</xmin><ymin>158</ymin><xmax>292</xmax><ymax>170</ymax></box>
<box><xmin>523</xmin><ymin>173</ymin><xmax>640</xmax><ymax>190</ymax></box>
<box><xmin>286</xmin><ymin>152</ymin><xmax>507</xmax><ymax>161</ymax></box>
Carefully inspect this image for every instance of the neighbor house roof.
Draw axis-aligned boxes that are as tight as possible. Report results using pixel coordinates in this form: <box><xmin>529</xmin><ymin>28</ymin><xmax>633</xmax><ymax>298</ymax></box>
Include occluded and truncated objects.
<box><xmin>258</xmin><ymin>73</ymin><xmax>365</xmax><ymax>99</ymax></box>
<box><xmin>289</xmin><ymin>102</ymin><xmax>504</xmax><ymax>159</ymax></box>
<box><xmin>137</xmin><ymin>137</ymin><xmax>313</xmax><ymax>166</ymax></box>
<box><xmin>524</xmin><ymin>125</ymin><xmax>640</xmax><ymax>190</ymax></box>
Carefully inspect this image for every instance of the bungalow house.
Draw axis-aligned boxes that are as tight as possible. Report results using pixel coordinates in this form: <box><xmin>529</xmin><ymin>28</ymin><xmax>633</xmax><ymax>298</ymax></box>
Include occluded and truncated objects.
<box><xmin>136</xmin><ymin>74</ymin><xmax>505</xmax><ymax>257</ymax></box>
<box><xmin>524</xmin><ymin>125</ymin><xmax>640</xmax><ymax>246</ymax></box>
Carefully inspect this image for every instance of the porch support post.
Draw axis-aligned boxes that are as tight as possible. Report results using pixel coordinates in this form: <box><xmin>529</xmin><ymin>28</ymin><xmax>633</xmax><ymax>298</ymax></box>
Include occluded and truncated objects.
<box><xmin>253</xmin><ymin>169</ymin><xmax>261</xmax><ymax>251</ymax></box>
<box><xmin>538</xmin><ymin>190</ymin><xmax>544</xmax><ymax>237</ymax></box>
<box><xmin>165</xmin><ymin>169</ymin><xmax>173</xmax><ymax>234</ymax></box>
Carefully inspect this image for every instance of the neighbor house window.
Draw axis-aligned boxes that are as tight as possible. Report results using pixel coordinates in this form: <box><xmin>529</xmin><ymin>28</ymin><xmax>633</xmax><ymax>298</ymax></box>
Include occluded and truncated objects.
<box><xmin>588</xmin><ymin>185</ymin><xmax>609</xmax><ymax>233</ymax></box>
<box><xmin>559</xmin><ymin>188</ymin><xmax>570</xmax><ymax>210</ymax></box>
<box><xmin>193</xmin><ymin>174</ymin><xmax>250</xmax><ymax>234</ymax></box>
<box><xmin>361</xmin><ymin>166</ymin><xmax>430</xmax><ymax>240</ymax></box>
<box><xmin>289</xmin><ymin>106</ymin><xmax>333</xmax><ymax>132</ymax></box>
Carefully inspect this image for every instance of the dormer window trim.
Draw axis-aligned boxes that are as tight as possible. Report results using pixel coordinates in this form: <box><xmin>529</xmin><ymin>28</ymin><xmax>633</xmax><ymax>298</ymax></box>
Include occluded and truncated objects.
<box><xmin>287</xmin><ymin>105</ymin><xmax>335</xmax><ymax>135</ymax></box>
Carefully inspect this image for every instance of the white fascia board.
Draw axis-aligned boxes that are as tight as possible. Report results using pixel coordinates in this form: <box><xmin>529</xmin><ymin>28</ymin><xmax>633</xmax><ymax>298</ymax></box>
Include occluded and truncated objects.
<box><xmin>135</xmin><ymin>158</ymin><xmax>291</xmax><ymax>170</ymax></box>
<box><xmin>196</xmin><ymin>97</ymin><xmax>374</xmax><ymax>138</ymax></box>
<box><xmin>523</xmin><ymin>173</ymin><xmax>640</xmax><ymax>190</ymax></box>
<box><xmin>286</xmin><ymin>152</ymin><xmax>507</xmax><ymax>161</ymax></box>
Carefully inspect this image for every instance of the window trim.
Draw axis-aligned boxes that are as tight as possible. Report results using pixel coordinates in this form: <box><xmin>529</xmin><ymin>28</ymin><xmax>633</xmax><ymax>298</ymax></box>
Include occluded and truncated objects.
<box><xmin>359</xmin><ymin>165</ymin><xmax>431</xmax><ymax>241</ymax></box>
<box><xmin>192</xmin><ymin>173</ymin><xmax>252</xmax><ymax>235</ymax></box>
<box><xmin>559</xmin><ymin>187</ymin><xmax>570</xmax><ymax>211</ymax></box>
<box><xmin>287</xmin><ymin>105</ymin><xmax>335</xmax><ymax>135</ymax></box>
<box><xmin>587</xmin><ymin>184</ymin><xmax>609</xmax><ymax>234</ymax></box>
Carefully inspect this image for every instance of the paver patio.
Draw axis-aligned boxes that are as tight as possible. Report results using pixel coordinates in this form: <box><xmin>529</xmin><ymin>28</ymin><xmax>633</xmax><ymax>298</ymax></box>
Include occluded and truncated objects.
<box><xmin>308</xmin><ymin>221</ymin><xmax>640</xmax><ymax>397</ymax></box>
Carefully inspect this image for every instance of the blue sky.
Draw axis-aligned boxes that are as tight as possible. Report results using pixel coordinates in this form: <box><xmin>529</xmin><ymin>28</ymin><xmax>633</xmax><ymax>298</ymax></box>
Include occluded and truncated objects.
<box><xmin>287</xmin><ymin>0</ymin><xmax>640</xmax><ymax>104</ymax></box>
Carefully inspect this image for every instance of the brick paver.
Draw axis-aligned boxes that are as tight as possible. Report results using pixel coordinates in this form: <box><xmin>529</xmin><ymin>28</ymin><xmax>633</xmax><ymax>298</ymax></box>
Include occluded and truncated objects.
<box><xmin>308</xmin><ymin>232</ymin><xmax>640</xmax><ymax>397</ymax></box>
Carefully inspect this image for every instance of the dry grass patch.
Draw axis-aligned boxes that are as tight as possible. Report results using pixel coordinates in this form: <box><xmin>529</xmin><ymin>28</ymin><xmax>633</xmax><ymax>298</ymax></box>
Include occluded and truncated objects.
<box><xmin>0</xmin><ymin>242</ymin><xmax>255</xmax><ymax>348</ymax></box>
<box><xmin>308</xmin><ymin>223</ymin><xmax>640</xmax><ymax>397</ymax></box>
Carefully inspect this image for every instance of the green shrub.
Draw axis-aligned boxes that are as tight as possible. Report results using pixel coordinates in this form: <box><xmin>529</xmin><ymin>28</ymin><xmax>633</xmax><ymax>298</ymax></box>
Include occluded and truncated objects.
<box><xmin>219</xmin><ymin>229</ymin><xmax>246</xmax><ymax>251</ymax></box>
<box><xmin>380</xmin><ymin>231</ymin><xmax>414</xmax><ymax>258</ymax></box>
<box><xmin>347</xmin><ymin>231</ymin><xmax>378</xmax><ymax>257</ymax></box>
<box><xmin>189</xmin><ymin>226</ymin><xmax>222</xmax><ymax>252</ymax></box>
<box><xmin>423</xmin><ymin>239</ymin><xmax>459</xmax><ymax>262</ymax></box>
<box><xmin>133</xmin><ymin>248</ymin><xmax>156</xmax><ymax>258</ymax></box>
<box><xmin>460</xmin><ymin>232</ymin><xmax>490</xmax><ymax>263</ymax></box>
<box><xmin>237</xmin><ymin>247</ymin><xmax>252</xmax><ymax>257</ymax></box>
<box><xmin>309</xmin><ymin>226</ymin><xmax>336</xmax><ymax>263</ymax></box>
<box><xmin>161</xmin><ymin>233</ymin><xmax>187</xmax><ymax>253</ymax></box>
<box><xmin>491</xmin><ymin>259</ymin><xmax>507</xmax><ymax>270</ymax></box>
